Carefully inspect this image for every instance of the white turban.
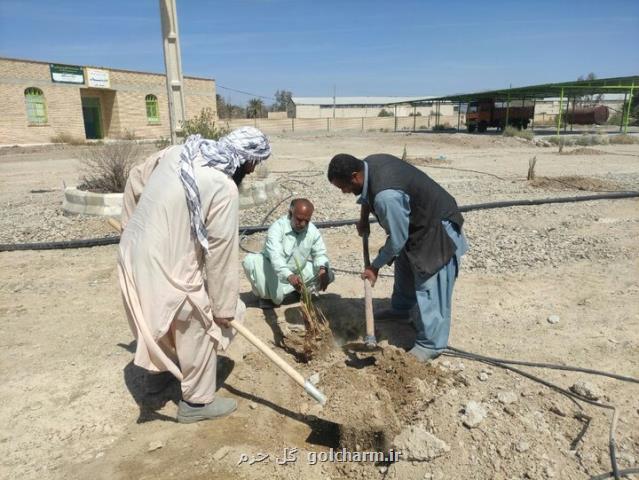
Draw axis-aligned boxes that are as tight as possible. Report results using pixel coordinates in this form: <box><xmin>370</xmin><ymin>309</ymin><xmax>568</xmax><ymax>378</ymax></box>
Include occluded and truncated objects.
<box><xmin>179</xmin><ymin>126</ymin><xmax>271</xmax><ymax>251</ymax></box>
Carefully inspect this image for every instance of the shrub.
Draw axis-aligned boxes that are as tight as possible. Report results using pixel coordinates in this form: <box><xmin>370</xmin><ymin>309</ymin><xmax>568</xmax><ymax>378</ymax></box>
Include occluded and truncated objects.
<box><xmin>120</xmin><ymin>129</ymin><xmax>138</xmax><ymax>140</ymax></box>
<box><xmin>609</xmin><ymin>134</ymin><xmax>639</xmax><ymax>145</ymax></box>
<box><xmin>432</xmin><ymin>124</ymin><xmax>447</xmax><ymax>131</ymax></box>
<box><xmin>503</xmin><ymin>126</ymin><xmax>534</xmax><ymax>140</ymax></box>
<box><xmin>50</xmin><ymin>132</ymin><xmax>86</xmax><ymax>145</ymax></box>
<box><xmin>155</xmin><ymin>137</ymin><xmax>171</xmax><ymax>149</ymax></box>
<box><xmin>180</xmin><ymin>107</ymin><xmax>229</xmax><ymax>140</ymax></box>
<box><xmin>378</xmin><ymin>108</ymin><xmax>393</xmax><ymax>117</ymax></box>
<box><xmin>548</xmin><ymin>136</ymin><xmax>576</xmax><ymax>147</ymax></box>
<box><xmin>78</xmin><ymin>142</ymin><xmax>142</xmax><ymax>193</ymax></box>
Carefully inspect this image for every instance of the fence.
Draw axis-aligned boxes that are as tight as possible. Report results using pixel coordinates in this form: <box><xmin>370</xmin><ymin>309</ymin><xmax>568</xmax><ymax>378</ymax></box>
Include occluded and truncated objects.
<box><xmin>219</xmin><ymin>114</ymin><xmax>465</xmax><ymax>134</ymax></box>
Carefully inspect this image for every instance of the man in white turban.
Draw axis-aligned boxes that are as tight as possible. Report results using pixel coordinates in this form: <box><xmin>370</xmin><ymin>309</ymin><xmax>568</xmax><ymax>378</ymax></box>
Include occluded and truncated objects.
<box><xmin>118</xmin><ymin>127</ymin><xmax>271</xmax><ymax>423</ymax></box>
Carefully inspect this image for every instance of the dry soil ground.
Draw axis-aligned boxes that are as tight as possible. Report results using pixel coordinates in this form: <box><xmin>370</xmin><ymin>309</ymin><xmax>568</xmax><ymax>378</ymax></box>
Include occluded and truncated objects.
<box><xmin>1</xmin><ymin>131</ymin><xmax>638</xmax><ymax>480</ymax></box>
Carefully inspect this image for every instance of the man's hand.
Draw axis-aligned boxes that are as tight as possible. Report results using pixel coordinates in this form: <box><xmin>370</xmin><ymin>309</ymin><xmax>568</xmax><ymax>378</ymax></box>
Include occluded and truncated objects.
<box><xmin>356</xmin><ymin>219</ymin><xmax>370</xmax><ymax>237</ymax></box>
<box><xmin>214</xmin><ymin>317</ymin><xmax>233</xmax><ymax>329</ymax></box>
<box><xmin>318</xmin><ymin>267</ymin><xmax>329</xmax><ymax>291</ymax></box>
<box><xmin>288</xmin><ymin>274</ymin><xmax>303</xmax><ymax>291</ymax></box>
<box><xmin>361</xmin><ymin>266</ymin><xmax>379</xmax><ymax>287</ymax></box>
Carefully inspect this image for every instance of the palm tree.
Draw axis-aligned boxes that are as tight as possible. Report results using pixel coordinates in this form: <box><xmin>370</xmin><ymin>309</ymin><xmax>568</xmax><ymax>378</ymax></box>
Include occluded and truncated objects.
<box><xmin>247</xmin><ymin>98</ymin><xmax>265</xmax><ymax>119</ymax></box>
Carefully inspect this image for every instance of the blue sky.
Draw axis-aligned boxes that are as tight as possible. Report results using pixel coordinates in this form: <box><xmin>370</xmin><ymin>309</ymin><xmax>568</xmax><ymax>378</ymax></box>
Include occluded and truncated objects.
<box><xmin>1</xmin><ymin>0</ymin><xmax>637</xmax><ymax>104</ymax></box>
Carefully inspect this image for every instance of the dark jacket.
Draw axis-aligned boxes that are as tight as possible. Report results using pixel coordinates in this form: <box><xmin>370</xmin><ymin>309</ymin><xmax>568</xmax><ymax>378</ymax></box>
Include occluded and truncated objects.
<box><xmin>365</xmin><ymin>154</ymin><xmax>464</xmax><ymax>277</ymax></box>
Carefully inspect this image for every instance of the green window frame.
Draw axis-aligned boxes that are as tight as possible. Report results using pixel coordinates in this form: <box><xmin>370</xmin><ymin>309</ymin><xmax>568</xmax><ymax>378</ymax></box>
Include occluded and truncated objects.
<box><xmin>25</xmin><ymin>87</ymin><xmax>47</xmax><ymax>125</ymax></box>
<box><xmin>145</xmin><ymin>94</ymin><xmax>160</xmax><ymax>124</ymax></box>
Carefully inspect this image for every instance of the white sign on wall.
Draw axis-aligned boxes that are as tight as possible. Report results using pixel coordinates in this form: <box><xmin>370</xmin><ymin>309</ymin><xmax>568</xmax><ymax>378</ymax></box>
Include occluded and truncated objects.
<box><xmin>86</xmin><ymin>68</ymin><xmax>110</xmax><ymax>89</ymax></box>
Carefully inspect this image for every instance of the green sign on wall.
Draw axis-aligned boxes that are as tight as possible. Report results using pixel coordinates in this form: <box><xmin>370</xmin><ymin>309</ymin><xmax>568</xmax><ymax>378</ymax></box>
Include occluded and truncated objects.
<box><xmin>50</xmin><ymin>64</ymin><xmax>85</xmax><ymax>84</ymax></box>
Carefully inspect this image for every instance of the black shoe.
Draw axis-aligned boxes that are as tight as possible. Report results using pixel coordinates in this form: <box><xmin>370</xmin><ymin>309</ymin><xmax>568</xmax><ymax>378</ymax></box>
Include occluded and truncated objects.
<box><xmin>259</xmin><ymin>298</ymin><xmax>276</xmax><ymax>310</ymax></box>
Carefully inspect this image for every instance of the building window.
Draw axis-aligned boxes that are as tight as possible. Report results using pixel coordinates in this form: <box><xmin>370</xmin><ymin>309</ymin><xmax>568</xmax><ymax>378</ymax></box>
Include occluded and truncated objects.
<box><xmin>24</xmin><ymin>87</ymin><xmax>47</xmax><ymax>124</ymax></box>
<box><xmin>145</xmin><ymin>94</ymin><xmax>160</xmax><ymax>123</ymax></box>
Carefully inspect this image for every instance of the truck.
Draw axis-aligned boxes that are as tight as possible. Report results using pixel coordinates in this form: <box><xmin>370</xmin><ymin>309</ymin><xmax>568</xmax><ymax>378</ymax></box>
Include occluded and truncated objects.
<box><xmin>466</xmin><ymin>99</ymin><xmax>534</xmax><ymax>133</ymax></box>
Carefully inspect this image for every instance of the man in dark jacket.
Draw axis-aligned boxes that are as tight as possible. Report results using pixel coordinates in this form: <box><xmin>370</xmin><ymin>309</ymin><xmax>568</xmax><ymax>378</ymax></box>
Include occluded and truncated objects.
<box><xmin>327</xmin><ymin>153</ymin><xmax>468</xmax><ymax>361</ymax></box>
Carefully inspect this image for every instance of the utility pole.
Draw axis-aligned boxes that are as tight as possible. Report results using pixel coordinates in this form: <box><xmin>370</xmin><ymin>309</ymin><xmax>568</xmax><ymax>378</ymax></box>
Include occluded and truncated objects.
<box><xmin>333</xmin><ymin>84</ymin><xmax>336</xmax><ymax>119</ymax></box>
<box><xmin>159</xmin><ymin>0</ymin><xmax>186</xmax><ymax>145</ymax></box>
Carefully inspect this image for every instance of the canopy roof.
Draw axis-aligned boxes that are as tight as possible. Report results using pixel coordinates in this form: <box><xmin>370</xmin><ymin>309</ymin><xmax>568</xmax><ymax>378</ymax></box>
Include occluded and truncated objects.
<box><xmin>387</xmin><ymin>75</ymin><xmax>638</xmax><ymax>105</ymax></box>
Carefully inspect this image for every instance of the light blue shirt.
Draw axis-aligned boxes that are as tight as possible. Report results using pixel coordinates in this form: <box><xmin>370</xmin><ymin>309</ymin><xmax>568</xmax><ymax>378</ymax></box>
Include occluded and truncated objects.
<box><xmin>263</xmin><ymin>215</ymin><xmax>330</xmax><ymax>282</ymax></box>
<box><xmin>357</xmin><ymin>162</ymin><xmax>411</xmax><ymax>269</ymax></box>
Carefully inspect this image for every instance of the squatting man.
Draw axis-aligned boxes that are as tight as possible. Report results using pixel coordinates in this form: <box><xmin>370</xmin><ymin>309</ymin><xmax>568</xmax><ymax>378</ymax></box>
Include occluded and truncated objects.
<box><xmin>327</xmin><ymin>153</ymin><xmax>469</xmax><ymax>362</ymax></box>
<box><xmin>118</xmin><ymin>127</ymin><xmax>271</xmax><ymax>423</ymax></box>
<box><xmin>242</xmin><ymin>198</ymin><xmax>335</xmax><ymax>309</ymax></box>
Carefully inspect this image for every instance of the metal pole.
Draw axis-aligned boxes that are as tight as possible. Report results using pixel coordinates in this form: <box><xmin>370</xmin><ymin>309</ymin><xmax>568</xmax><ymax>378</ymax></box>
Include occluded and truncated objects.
<box><xmin>570</xmin><ymin>97</ymin><xmax>575</xmax><ymax>132</ymax></box>
<box><xmin>505</xmin><ymin>90</ymin><xmax>511</xmax><ymax>129</ymax></box>
<box><xmin>327</xmin><ymin>118</ymin><xmax>330</xmax><ymax>132</ymax></box>
<box><xmin>620</xmin><ymin>92</ymin><xmax>628</xmax><ymax>133</ymax></box>
<box><xmin>412</xmin><ymin>105</ymin><xmax>417</xmax><ymax>132</ymax></box>
<box><xmin>291</xmin><ymin>117</ymin><xmax>294</xmax><ymax>132</ymax></box>
<box><xmin>394</xmin><ymin>105</ymin><xmax>397</xmax><ymax>132</ymax></box>
<box><xmin>332</xmin><ymin>85</ymin><xmax>336</xmax><ymax>119</ymax></box>
<box><xmin>361</xmin><ymin>117</ymin><xmax>364</xmax><ymax>132</ymax></box>
<box><xmin>457</xmin><ymin>101</ymin><xmax>461</xmax><ymax>132</ymax></box>
<box><xmin>159</xmin><ymin>0</ymin><xmax>186</xmax><ymax>145</ymax></box>
<box><xmin>623</xmin><ymin>83</ymin><xmax>635</xmax><ymax>133</ymax></box>
<box><xmin>557</xmin><ymin>87</ymin><xmax>564</xmax><ymax>137</ymax></box>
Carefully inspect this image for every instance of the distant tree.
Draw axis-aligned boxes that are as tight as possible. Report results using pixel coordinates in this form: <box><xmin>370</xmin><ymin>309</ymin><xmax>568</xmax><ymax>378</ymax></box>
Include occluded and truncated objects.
<box><xmin>272</xmin><ymin>90</ymin><xmax>295</xmax><ymax>117</ymax></box>
<box><xmin>216</xmin><ymin>94</ymin><xmax>245</xmax><ymax>119</ymax></box>
<box><xmin>576</xmin><ymin>73</ymin><xmax>603</xmax><ymax>105</ymax></box>
<box><xmin>247</xmin><ymin>98</ymin><xmax>266</xmax><ymax>118</ymax></box>
<box><xmin>181</xmin><ymin>107</ymin><xmax>229</xmax><ymax>139</ymax></box>
<box><xmin>378</xmin><ymin>108</ymin><xmax>393</xmax><ymax>117</ymax></box>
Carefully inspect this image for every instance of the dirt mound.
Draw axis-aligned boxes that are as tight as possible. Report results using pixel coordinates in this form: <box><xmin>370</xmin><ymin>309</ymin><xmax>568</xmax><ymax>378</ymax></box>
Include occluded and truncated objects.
<box><xmin>529</xmin><ymin>175</ymin><xmax>621</xmax><ymax>192</ymax></box>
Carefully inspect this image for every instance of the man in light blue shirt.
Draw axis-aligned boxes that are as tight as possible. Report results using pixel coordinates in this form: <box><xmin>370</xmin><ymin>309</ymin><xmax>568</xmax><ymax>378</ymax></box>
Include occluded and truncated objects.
<box><xmin>243</xmin><ymin>198</ymin><xmax>334</xmax><ymax>309</ymax></box>
<box><xmin>328</xmin><ymin>153</ymin><xmax>468</xmax><ymax>362</ymax></box>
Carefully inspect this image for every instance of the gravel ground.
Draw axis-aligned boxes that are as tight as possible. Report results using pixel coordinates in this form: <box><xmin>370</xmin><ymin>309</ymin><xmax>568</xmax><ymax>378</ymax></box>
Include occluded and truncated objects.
<box><xmin>1</xmin><ymin>132</ymin><xmax>638</xmax><ymax>480</ymax></box>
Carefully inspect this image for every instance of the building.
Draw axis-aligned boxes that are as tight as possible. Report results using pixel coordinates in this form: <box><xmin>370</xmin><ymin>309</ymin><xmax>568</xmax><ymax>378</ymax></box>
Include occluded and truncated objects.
<box><xmin>0</xmin><ymin>57</ymin><xmax>217</xmax><ymax>144</ymax></box>
<box><xmin>292</xmin><ymin>96</ymin><xmax>457</xmax><ymax>119</ymax></box>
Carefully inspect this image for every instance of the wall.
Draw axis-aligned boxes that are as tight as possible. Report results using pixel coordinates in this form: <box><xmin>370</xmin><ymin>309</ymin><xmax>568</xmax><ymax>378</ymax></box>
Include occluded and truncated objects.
<box><xmin>0</xmin><ymin>57</ymin><xmax>217</xmax><ymax>144</ymax></box>
<box><xmin>294</xmin><ymin>102</ymin><xmax>456</xmax><ymax>119</ymax></box>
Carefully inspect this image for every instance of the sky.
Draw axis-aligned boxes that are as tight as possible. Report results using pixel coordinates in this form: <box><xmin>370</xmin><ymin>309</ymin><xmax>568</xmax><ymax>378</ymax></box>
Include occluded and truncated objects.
<box><xmin>1</xmin><ymin>0</ymin><xmax>638</xmax><ymax>105</ymax></box>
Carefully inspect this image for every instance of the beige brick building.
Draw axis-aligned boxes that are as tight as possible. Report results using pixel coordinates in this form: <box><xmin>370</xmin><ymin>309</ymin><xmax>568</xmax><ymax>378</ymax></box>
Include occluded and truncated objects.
<box><xmin>0</xmin><ymin>57</ymin><xmax>216</xmax><ymax>144</ymax></box>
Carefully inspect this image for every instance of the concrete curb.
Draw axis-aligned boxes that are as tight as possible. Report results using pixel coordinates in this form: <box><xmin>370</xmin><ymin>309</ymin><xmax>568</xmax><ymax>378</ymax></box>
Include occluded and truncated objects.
<box><xmin>63</xmin><ymin>187</ymin><xmax>123</xmax><ymax>216</ymax></box>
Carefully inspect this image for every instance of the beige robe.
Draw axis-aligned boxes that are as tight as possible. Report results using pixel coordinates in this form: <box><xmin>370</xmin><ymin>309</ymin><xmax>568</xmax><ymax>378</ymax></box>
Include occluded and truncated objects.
<box><xmin>118</xmin><ymin>145</ymin><xmax>244</xmax><ymax>383</ymax></box>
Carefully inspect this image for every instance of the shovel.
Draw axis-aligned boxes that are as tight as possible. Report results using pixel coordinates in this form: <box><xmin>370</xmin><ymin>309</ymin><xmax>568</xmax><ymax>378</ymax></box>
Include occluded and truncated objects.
<box><xmin>108</xmin><ymin>217</ymin><xmax>327</xmax><ymax>405</ymax></box>
<box><xmin>362</xmin><ymin>234</ymin><xmax>377</xmax><ymax>349</ymax></box>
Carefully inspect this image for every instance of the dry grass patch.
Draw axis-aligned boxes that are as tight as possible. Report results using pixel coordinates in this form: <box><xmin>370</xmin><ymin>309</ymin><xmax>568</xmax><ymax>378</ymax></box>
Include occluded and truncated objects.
<box><xmin>529</xmin><ymin>175</ymin><xmax>620</xmax><ymax>192</ymax></box>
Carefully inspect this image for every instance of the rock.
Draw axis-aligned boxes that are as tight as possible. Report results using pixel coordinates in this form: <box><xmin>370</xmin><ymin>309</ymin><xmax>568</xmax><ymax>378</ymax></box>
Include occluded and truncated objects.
<box><xmin>497</xmin><ymin>391</ymin><xmax>519</xmax><ymax>405</ymax></box>
<box><xmin>570</xmin><ymin>381</ymin><xmax>603</xmax><ymax>401</ymax></box>
<box><xmin>213</xmin><ymin>446</ymin><xmax>230</xmax><ymax>461</ymax></box>
<box><xmin>393</xmin><ymin>425</ymin><xmax>450</xmax><ymax>461</ymax></box>
<box><xmin>147</xmin><ymin>440</ymin><xmax>164</xmax><ymax>452</ymax></box>
<box><xmin>547</xmin><ymin>315</ymin><xmax>560</xmax><ymax>324</ymax></box>
<box><xmin>478</xmin><ymin>372</ymin><xmax>489</xmax><ymax>382</ymax></box>
<box><xmin>309</xmin><ymin>372</ymin><xmax>320</xmax><ymax>385</ymax></box>
<box><xmin>544</xmin><ymin>465</ymin><xmax>556</xmax><ymax>478</ymax></box>
<box><xmin>249</xmin><ymin>402</ymin><xmax>257</xmax><ymax>410</ymax></box>
<box><xmin>461</xmin><ymin>401</ymin><xmax>487</xmax><ymax>428</ymax></box>
<box><xmin>618</xmin><ymin>452</ymin><xmax>636</xmax><ymax>465</ymax></box>
<box><xmin>515</xmin><ymin>441</ymin><xmax>530</xmax><ymax>453</ymax></box>
<box><xmin>549</xmin><ymin>403</ymin><xmax>567</xmax><ymax>417</ymax></box>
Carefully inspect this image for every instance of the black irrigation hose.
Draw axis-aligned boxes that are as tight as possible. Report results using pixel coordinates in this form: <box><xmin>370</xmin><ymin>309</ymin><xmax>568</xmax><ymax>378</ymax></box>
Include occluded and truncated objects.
<box><xmin>443</xmin><ymin>347</ymin><xmax>628</xmax><ymax>480</ymax></box>
<box><xmin>446</xmin><ymin>346</ymin><xmax>639</xmax><ymax>384</ymax></box>
<box><xmin>591</xmin><ymin>469</ymin><xmax>639</xmax><ymax>480</ymax></box>
<box><xmin>1</xmin><ymin>191</ymin><xmax>638</xmax><ymax>252</ymax></box>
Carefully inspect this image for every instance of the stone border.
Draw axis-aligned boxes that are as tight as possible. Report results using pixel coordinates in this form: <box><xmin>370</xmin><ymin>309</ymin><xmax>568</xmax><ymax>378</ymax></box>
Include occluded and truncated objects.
<box><xmin>63</xmin><ymin>187</ymin><xmax>123</xmax><ymax>217</ymax></box>
<box><xmin>63</xmin><ymin>175</ymin><xmax>282</xmax><ymax>217</ymax></box>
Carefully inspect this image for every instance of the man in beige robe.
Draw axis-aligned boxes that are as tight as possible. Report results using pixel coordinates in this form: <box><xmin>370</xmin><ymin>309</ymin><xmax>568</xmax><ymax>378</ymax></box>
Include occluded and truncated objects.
<box><xmin>118</xmin><ymin>127</ymin><xmax>271</xmax><ymax>423</ymax></box>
